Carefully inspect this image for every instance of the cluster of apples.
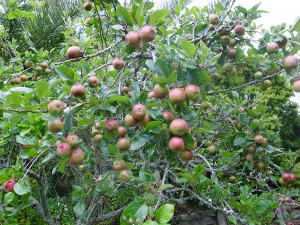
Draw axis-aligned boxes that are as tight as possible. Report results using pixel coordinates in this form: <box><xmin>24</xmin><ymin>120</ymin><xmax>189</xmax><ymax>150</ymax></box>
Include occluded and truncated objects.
<box><xmin>56</xmin><ymin>134</ymin><xmax>85</xmax><ymax>165</ymax></box>
<box><xmin>279</xmin><ymin>172</ymin><xmax>297</xmax><ymax>186</ymax></box>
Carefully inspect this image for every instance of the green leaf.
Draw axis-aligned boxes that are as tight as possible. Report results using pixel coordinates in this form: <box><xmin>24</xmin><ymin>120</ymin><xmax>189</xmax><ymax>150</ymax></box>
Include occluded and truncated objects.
<box><xmin>149</xmin><ymin>9</ymin><xmax>170</xmax><ymax>25</ymax></box>
<box><xmin>78</xmin><ymin>118</ymin><xmax>94</xmax><ymax>127</ymax></box>
<box><xmin>4</xmin><ymin>192</ymin><xmax>15</xmax><ymax>205</ymax></box>
<box><xmin>154</xmin><ymin>59</ymin><xmax>170</xmax><ymax>78</ymax></box>
<box><xmin>16</xmin><ymin>135</ymin><xmax>38</xmax><ymax>145</ymax></box>
<box><xmin>194</xmin><ymin>127</ymin><xmax>215</xmax><ymax>134</ymax></box>
<box><xmin>109</xmin><ymin>95</ymin><xmax>131</xmax><ymax>104</ymax></box>
<box><xmin>120</xmin><ymin>200</ymin><xmax>148</xmax><ymax>225</ymax></box>
<box><xmin>13</xmin><ymin>180</ymin><xmax>30</xmax><ymax>195</ymax></box>
<box><xmin>35</xmin><ymin>79</ymin><xmax>49</xmax><ymax>98</ymax></box>
<box><xmin>74</xmin><ymin>201</ymin><xmax>85</xmax><ymax>216</ymax></box>
<box><xmin>145</xmin><ymin>121</ymin><xmax>162</xmax><ymax>131</ymax></box>
<box><xmin>142</xmin><ymin>221</ymin><xmax>158</xmax><ymax>225</ymax></box>
<box><xmin>55</xmin><ymin>65</ymin><xmax>75</xmax><ymax>80</ymax></box>
<box><xmin>291</xmin><ymin>17</ymin><xmax>300</xmax><ymax>32</ymax></box>
<box><xmin>41</xmin><ymin>153</ymin><xmax>56</xmax><ymax>164</ymax></box>
<box><xmin>62</xmin><ymin>111</ymin><xmax>72</xmax><ymax>134</ymax></box>
<box><xmin>180</xmin><ymin>40</ymin><xmax>196</xmax><ymax>57</ymax></box>
<box><xmin>135</xmin><ymin>0</ymin><xmax>144</xmax><ymax>22</ymax></box>
<box><xmin>158</xmin><ymin>184</ymin><xmax>173</xmax><ymax>191</ymax></box>
<box><xmin>234</xmin><ymin>137</ymin><xmax>246</xmax><ymax>146</ymax></box>
<box><xmin>116</xmin><ymin>5</ymin><xmax>134</xmax><ymax>26</ymax></box>
<box><xmin>10</xmin><ymin>87</ymin><xmax>32</xmax><ymax>93</ymax></box>
<box><xmin>130</xmin><ymin>134</ymin><xmax>150</xmax><ymax>150</ymax></box>
<box><xmin>156</xmin><ymin>204</ymin><xmax>174</xmax><ymax>223</ymax></box>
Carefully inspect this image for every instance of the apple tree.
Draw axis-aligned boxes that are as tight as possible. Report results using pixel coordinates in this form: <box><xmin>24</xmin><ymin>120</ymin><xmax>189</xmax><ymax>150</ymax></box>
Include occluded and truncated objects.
<box><xmin>0</xmin><ymin>0</ymin><xmax>300</xmax><ymax>224</ymax></box>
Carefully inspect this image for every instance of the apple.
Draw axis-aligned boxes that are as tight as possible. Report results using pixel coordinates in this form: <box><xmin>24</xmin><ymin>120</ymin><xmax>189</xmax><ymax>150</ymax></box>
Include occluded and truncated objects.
<box><xmin>228</xmin><ymin>38</ymin><xmax>237</xmax><ymax>47</ymax></box>
<box><xmin>266</xmin><ymin>42</ymin><xmax>279</xmax><ymax>54</ymax></box>
<box><xmin>148</xmin><ymin>91</ymin><xmax>156</xmax><ymax>98</ymax></box>
<box><xmin>254</xmin><ymin>71</ymin><xmax>263</xmax><ymax>79</ymax></box>
<box><xmin>24</xmin><ymin>60</ymin><xmax>32</xmax><ymax>68</ymax></box>
<box><xmin>293</xmin><ymin>80</ymin><xmax>300</xmax><ymax>92</ymax></box>
<box><xmin>275</xmin><ymin>35</ymin><xmax>288</xmax><ymax>48</ymax></box>
<box><xmin>4</xmin><ymin>180</ymin><xmax>17</xmax><ymax>192</ymax></box>
<box><xmin>139</xmin><ymin>26</ymin><xmax>156</xmax><ymax>42</ymax></box>
<box><xmin>124</xmin><ymin>114</ymin><xmax>138</xmax><ymax>127</ymax></box>
<box><xmin>257</xmin><ymin>162</ymin><xmax>265</xmax><ymax>170</ymax></box>
<box><xmin>65</xmin><ymin>135</ymin><xmax>79</xmax><ymax>147</ymax></box>
<box><xmin>261</xmin><ymin>138</ymin><xmax>268</xmax><ymax>147</ymax></box>
<box><xmin>229</xmin><ymin>176</ymin><xmax>236</xmax><ymax>183</ymax></box>
<box><xmin>113</xmin><ymin>159</ymin><xmax>125</xmax><ymax>171</ymax></box>
<box><xmin>170</xmin><ymin>119</ymin><xmax>189</xmax><ymax>136</ymax></box>
<box><xmin>117</xmin><ymin>138</ymin><xmax>130</xmax><ymax>151</ymax></box>
<box><xmin>45</xmin><ymin>68</ymin><xmax>51</xmax><ymax>74</ymax></box>
<box><xmin>84</xmin><ymin>2</ymin><xmax>92</xmax><ymax>11</ymax></box>
<box><xmin>19</xmin><ymin>74</ymin><xmax>28</xmax><ymax>82</ymax></box>
<box><xmin>85</xmin><ymin>17</ymin><xmax>92</xmax><ymax>24</ymax></box>
<box><xmin>135</xmin><ymin>42</ymin><xmax>143</xmax><ymax>51</ymax></box>
<box><xmin>278</xmin><ymin>177</ymin><xmax>288</xmax><ymax>186</ymax></box>
<box><xmin>153</xmin><ymin>84</ymin><xmax>169</xmax><ymax>99</ymax></box>
<box><xmin>179</xmin><ymin>150</ymin><xmax>194</xmax><ymax>161</ymax></box>
<box><xmin>121</xmin><ymin>86</ymin><xmax>129</xmax><ymax>94</ymax></box>
<box><xmin>208</xmin><ymin>24</ymin><xmax>215</xmax><ymax>31</ymax></box>
<box><xmin>119</xmin><ymin>169</ymin><xmax>132</xmax><ymax>182</ymax></box>
<box><xmin>47</xmin><ymin>119</ymin><xmax>63</xmax><ymax>133</ymax></box>
<box><xmin>281</xmin><ymin>172</ymin><xmax>291</xmax><ymax>181</ymax></box>
<box><xmin>283</xmin><ymin>55</ymin><xmax>298</xmax><ymax>70</ymax></box>
<box><xmin>254</xmin><ymin>135</ymin><xmax>264</xmax><ymax>144</ymax></box>
<box><xmin>36</xmin><ymin>66</ymin><xmax>42</xmax><ymax>72</ymax></box>
<box><xmin>227</xmin><ymin>49</ymin><xmax>236</xmax><ymax>58</ymax></box>
<box><xmin>39</xmin><ymin>62</ymin><xmax>48</xmax><ymax>69</ymax></box>
<box><xmin>12</xmin><ymin>77</ymin><xmax>21</xmax><ymax>85</ymax></box>
<box><xmin>139</xmin><ymin>111</ymin><xmax>152</xmax><ymax>126</ymax></box>
<box><xmin>234</xmin><ymin>25</ymin><xmax>245</xmax><ymax>36</ymax></box>
<box><xmin>220</xmin><ymin>35</ymin><xmax>230</xmax><ymax>45</ymax></box>
<box><xmin>113</xmin><ymin>58</ymin><xmax>125</xmax><ymax>70</ymax></box>
<box><xmin>185</xmin><ymin>84</ymin><xmax>200</xmax><ymax>100</ymax></box>
<box><xmin>289</xmin><ymin>173</ymin><xmax>297</xmax><ymax>182</ymax></box>
<box><xmin>168</xmin><ymin>136</ymin><xmax>184</xmax><ymax>152</ymax></box>
<box><xmin>71</xmin><ymin>83</ymin><xmax>85</xmax><ymax>98</ymax></box>
<box><xmin>162</xmin><ymin>111</ymin><xmax>174</xmax><ymax>122</ymax></box>
<box><xmin>94</xmin><ymin>134</ymin><xmax>103</xmax><ymax>142</ymax></box>
<box><xmin>105</xmin><ymin>119</ymin><xmax>119</xmax><ymax>132</ymax></box>
<box><xmin>264</xmin><ymin>80</ymin><xmax>272</xmax><ymax>87</ymax></box>
<box><xmin>117</xmin><ymin>126</ymin><xmax>127</xmax><ymax>138</ymax></box>
<box><xmin>125</xmin><ymin>31</ymin><xmax>141</xmax><ymax>47</ymax></box>
<box><xmin>169</xmin><ymin>88</ymin><xmax>186</xmax><ymax>104</ymax></box>
<box><xmin>207</xmin><ymin>145</ymin><xmax>217</xmax><ymax>154</ymax></box>
<box><xmin>88</xmin><ymin>76</ymin><xmax>99</xmax><ymax>88</ymax></box>
<box><xmin>56</xmin><ymin>143</ymin><xmax>72</xmax><ymax>157</ymax></box>
<box><xmin>223</xmin><ymin>63</ymin><xmax>234</xmax><ymax>73</ymax></box>
<box><xmin>66</xmin><ymin>46</ymin><xmax>82</xmax><ymax>59</ymax></box>
<box><xmin>245</xmin><ymin>154</ymin><xmax>253</xmax><ymax>162</ymax></box>
<box><xmin>132</xmin><ymin>104</ymin><xmax>147</xmax><ymax>120</ymax></box>
<box><xmin>247</xmin><ymin>145</ymin><xmax>256</xmax><ymax>154</ymax></box>
<box><xmin>208</xmin><ymin>14</ymin><xmax>219</xmax><ymax>25</ymax></box>
<box><xmin>69</xmin><ymin>148</ymin><xmax>85</xmax><ymax>165</ymax></box>
<box><xmin>211</xmin><ymin>73</ymin><xmax>220</xmax><ymax>81</ymax></box>
<box><xmin>48</xmin><ymin>100</ymin><xmax>65</xmax><ymax>114</ymax></box>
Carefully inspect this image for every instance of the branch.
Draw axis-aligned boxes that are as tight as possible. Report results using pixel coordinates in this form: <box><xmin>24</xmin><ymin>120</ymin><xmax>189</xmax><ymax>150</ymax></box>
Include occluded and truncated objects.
<box><xmin>207</xmin><ymin>70</ymin><xmax>284</xmax><ymax>95</ymax></box>
<box><xmin>154</xmin><ymin>162</ymin><xmax>170</xmax><ymax>210</ymax></box>
<box><xmin>88</xmin><ymin>206</ymin><xmax>126</xmax><ymax>225</ymax></box>
<box><xmin>53</xmin><ymin>39</ymin><xmax>123</xmax><ymax>66</ymax></box>
<box><xmin>195</xmin><ymin>153</ymin><xmax>215</xmax><ymax>175</ymax></box>
<box><xmin>0</xmin><ymin>107</ymin><xmax>47</xmax><ymax>114</ymax></box>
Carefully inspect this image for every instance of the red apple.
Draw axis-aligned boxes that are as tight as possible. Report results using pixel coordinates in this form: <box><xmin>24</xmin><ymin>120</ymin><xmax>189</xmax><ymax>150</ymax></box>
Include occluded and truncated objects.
<box><xmin>208</xmin><ymin>14</ymin><xmax>219</xmax><ymax>25</ymax></box>
<box><xmin>169</xmin><ymin>88</ymin><xmax>186</xmax><ymax>104</ymax></box>
<box><xmin>234</xmin><ymin>25</ymin><xmax>245</xmax><ymax>36</ymax></box>
<box><xmin>247</xmin><ymin>145</ymin><xmax>256</xmax><ymax>154</ymax></box>
<box><xmin>168</xmin><ymin>136</ymin><xmax>184</xmax><ymax>152</ymax></box>
<box><xmin>283</xmin><ymin>55</ymin><xmax>298</xmax><ymax>70</ymax></box>
<box><xmin>153</xmin><ymin>84</ymin><xmax>169</xmax><ymax>99</ymax></box>
<box><xmin>88</xmin><ymin>76</ymin><xmax>99</xmax><ymax>88</ymax></box>
<box><xmin>228</xmin><ymin>38</ymin><xmax>237</xmax><ymax>47</ymax></box>
<box><xmin>56</xmin><ymin>143</ymin><xmax>72</xmax><ymax>157</ymax></box>
<box><xmin>71</xmin><ymin>83</ymin><xmax>85</xmax><ymax>98</ymax></box>
<box><xmin>119</xmin><ymin>169</ymin><xmax>132</xmax><ymax>182</ymax></box>
<box><xmin>113</xmin><ymin>58</ymin><xmax>125</xmax><ymax>70</ymax></box>
<box><xmin>254</xmin><ymin>135</ymin><xmax>264</xmax><ymax>144</ymax></box>
<box><xmin>113</xmin><ymin>159</ymin><xmax>125</xmax><ymax>171</ymax></box>
<box><xmin>121</xmin><ymin>86</ymin><xmax>129</xmax><ymax>94</ymax></box>
<box><xmin>105</xmin><ymin>119</ymin><xmax>119</xmax><ymax>132</ymax></box>
<box><xmin>69</xmin><ymin>148</ymin><xmax>85</xmax><ymax>165</ymax></box>
<box><xmin>162</xmin><ymin>111</ymin><xmax>174</xmax><ymax>122</ymax></box>
<box><xmin>84</xmin><ymin>2</ymin><xmax>92</xmax><ymax>11</ymax></box>
<box><xmin>227</xmin><ymin>49</ymin><xmax>236</xmax><ymax>58</ymax></box>
<box><xmin>148</xmin><ymin>91</ymin><xmax>156</xmax><ymax>98</ymax></box>
<box><xmin>19</xmin><ymin>74</ymin><xmax>28</xmax><ymax>82</ymax></box>
<box><xmin>124</xmin><ymin>114</ymin><xmax>138</xmax><ymax>127</ymax></box>
<box><xmin>125</xmin><ymin>31</ymin><xmax>141</xmax><ymax>47</ymax></box>
<box><xmin>139</xmin><ymin>111</ymin><xmax>152</xmax><ymax>126</ymax></box>
<box><xmin>47</xmin><ymin>119</ymin><xmax>63</xmax><ymax>133</ymax></box>
<box><xmin>48</xmin><ymin>100</ymin><xmax>65</xmax><ymax>114</ymax></box>
<box><xmin>266</xmin><ymin>42</ymin><xmax>279</xmax><ymax>54</ymax></box>
<box><xmin>66</xmin><ymin>46</ymin><xmax>82</xmax><ymax>59</ymax></box>
<box><xmin>185</xmin><ymin>85</ymin><xmax>200</xmax><ymax>101</ymax></box>
<box><xmin>293</xmin><ymin>80</ymin><xmax>300</xmax><ymax>92</ymax></box>
<box><xmin>117</xmin><ymin>126</ymin><xmax>127</xmax><ymax>138</ymax></box>
<box><xmin>117</xmin><ymin>138</ymin><xmax>130</xmax><ymax>151</ymax></box>
<box><xmin>66</xmin><ymin>134</ymin><xmax>80</xmax><ymax>147</ymax></box>
<box><xmin>170</xmin><ymin>119</ymin><xmax>189</xmax><ymax>136</ymax></box>
<box><xmin>139</xmin><ymin>26</ymin><xmax>156</xmax><ymax>42</ymax></box>
<box><xmin>4</xmin><ymin>180</ymin><xmax>17</xmax><ymax>192</ymax></box>
<box><xmin>179</xmin><ymin>150</ymin><xmax>194</xmax><ymax>161</ymax></box>
<box><xmin>132</xmin><ymin>104</ymin><xmax>147</xmax><ymax>120</ymax></box>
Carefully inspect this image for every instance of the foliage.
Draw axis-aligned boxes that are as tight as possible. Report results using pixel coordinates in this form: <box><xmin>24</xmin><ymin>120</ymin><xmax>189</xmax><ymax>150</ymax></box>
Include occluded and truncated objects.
<box><xmin>0</xmin><ymin>0</ymin><xmax>300</xmax><ymax>225</ymax></box>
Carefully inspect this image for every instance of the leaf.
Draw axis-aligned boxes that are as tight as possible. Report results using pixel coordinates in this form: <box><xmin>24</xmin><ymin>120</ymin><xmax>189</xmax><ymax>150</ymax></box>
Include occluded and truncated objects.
<box><xmin>234</xmin><ymin>137</ymin><xmax>246</xmax><ymax>146</ymax></box>
<box><xmin>154</xmin><ymin>59</ymin><xmax>170</xmax><ymax>78</ymax></box>
<box><xmin>9</xmin><ymin>87</ymin><xmax>32</xmax><ymax>93</ymax></box>
<box><xmin>62</xmin><ymin>111</ymin><xmax>72</xmax><ymax>134</ymax></box>
<box><xmin>4</xmin><ymin>192</ymin><xmax>15</xmax><ymax>205</ymax></box>
<box><xmin>291</xmin><ymin>17</ymin><xmax>300</xmax><ymax>32</ymax></box>
<box><xmin>158</xmin><ymin>184</ymin><xmax>173</xmax><ymax>191</ymax></box>
<box><xmin>130</xmin><ymin>134</ymin><xmax>150</xmax><ymax>150</ymax></box>
<box><xmin>109</xmin><ymin>95</ymin><xmax>131</xmax><ymax>104</ymax></box>
<box><xmin>13</xmin><ymin>180</ymin><xmax>30</xmax><ymax>195</ymax></box>
<box><xmin>77</xmin><ymin>118</ymin><xmax>94</xmax><ymax>127</ymax></box>
<box><xmin>41</xmin><ymin>153</ymin><xmax>56</xmax><ymax>164</ymax></box>
<box><xmin>74</xmin><ymin>201</ymin><xmax>85</xmax><ymax>216</ymax></box>
<box><xmin>149</xmin><ymin>9</ymin><xmax>170</xmax><ymax>25</ymax></box>
<box><xmin>120</xmin><ymin>200</ymin><xmax>148</xmax><ymax>225</ymax></box>
<box><xmin>145</xmin><ymin>121</ymin><xmax>162</xmax><ymax>131</ymax></box>
<box><xmin>180</xmin><ymin>40</ymin><xmax>196</xmax><ymax>58</ymax></box>
<box><xmin>194</xmin><ymin>127</ymin><xmax>215</xmax><ymax>134</ymax></box>
<box><xmin>35</xmin><ymin>79</ymin><xmax>49</xmax><ymax>98</ymax></box>
<box><xmin>116</xmin><ymin>5</ymin><xmax>134</xmax><ymax>26</ymax></box>
<box><xmin>55</xmin><ymin>65</ymin><xmax>75</xmax><ymax>80</ymax></box>
<box><xmin>135</xmin><ymin>0</ymin><xmax>144</xmax><ymax>22</ymax></box>
<box><xmin>16</xmin><ymin>135</ymin><xmax>38</xmax><ymax>145</ymax></box>
<box><xmin>142</xmin><ymin>221</ymin><xmax>158</xmax><ymax>225</ymax></box>
<box><xmin>156</xmin><ymin>204</ymin><xmax>174</xmax><ymax>223</ymax></box>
